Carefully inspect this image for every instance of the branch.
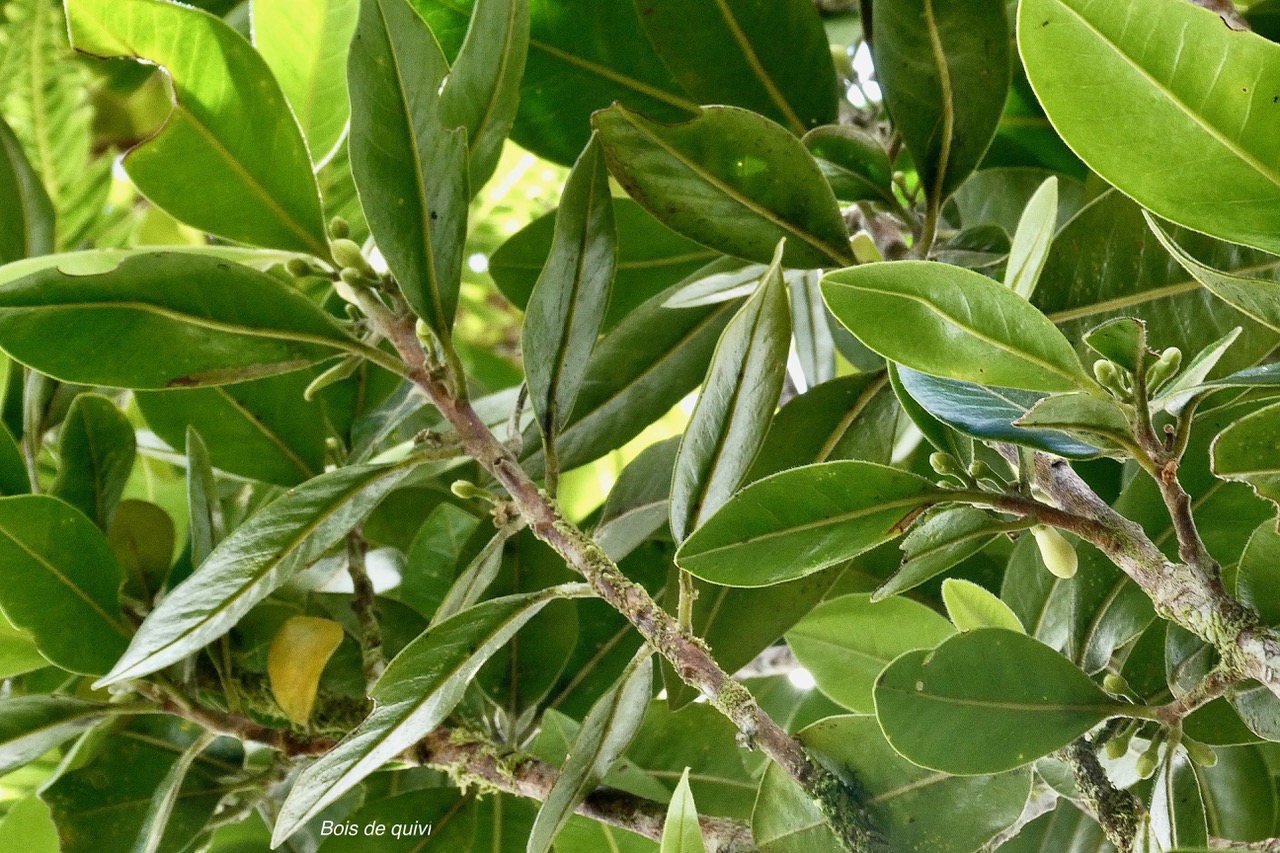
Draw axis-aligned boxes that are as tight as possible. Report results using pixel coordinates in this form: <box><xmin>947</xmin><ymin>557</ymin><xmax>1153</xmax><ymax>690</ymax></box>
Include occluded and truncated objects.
<box><xmin>1210</xmin><ymin>841</ymin><xmax>1280</xmax><ymax>851</ymax></box>
<box><xmin>1063</xmin><ymin>739</ymin><xmax>1144</xmax><ymax>852</ymax></box>
<box><xmin>363</xmin><ymin>302</ymin><xmax>878</xmax><ymax>853</ymax></box>
<box><xmin>345</xmin><ymin>531</ymin><xmax>385</xmax><ymax>689</ymax></box>
<box><xmin>142</xmin><ymin>685</ymin><xmax>757</xmax><ymax>853</ymax></box>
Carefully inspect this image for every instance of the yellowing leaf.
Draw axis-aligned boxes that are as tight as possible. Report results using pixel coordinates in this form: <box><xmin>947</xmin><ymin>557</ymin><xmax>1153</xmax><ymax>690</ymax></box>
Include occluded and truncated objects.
<box><xmin>268</xmin><ymin>616</ymin><xmax>344</xmax><ymax>725</ymax></box>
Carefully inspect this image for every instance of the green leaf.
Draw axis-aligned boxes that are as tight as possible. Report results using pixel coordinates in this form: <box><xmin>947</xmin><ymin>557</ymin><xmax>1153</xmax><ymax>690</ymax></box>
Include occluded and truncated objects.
<box><xmin>0</xmin><ymin>495</ymin><xmax>130</xmax><ymax>674</ymax></box>
<box><xmin>132</xmin><ymin>732</ymin><xmax>214</xmax><ymax>853</ymax></box>
<box><xmin>271</xmin><ymin>586</ymin><xmax>587</xmax><ymax>845</ymax></box>
<box><xmin>1237</xmin><ymin>520</ymin><xmax>1280</xmax><ymax>626</ymax></box>
<box><xmin>1196</xmin><ymin>744</ymin><xmax>1277</xmax><ymax>840</ymax></box>
<box><xmin>786</xmin><ymin>593</ymin><xmax>955</xmax><ymax>712</ymax></box>
<box><xmin>1019</xmin><ymin>0</ymin><xmax>1280</xmax><ymax>256</ymax></box>
<box><xmin>1083</xmin><ymin>317</ymin><xmax>1147</xmax><ymax>374</ymax></box>
<box><xmin>0</xmin><ymin>115</ymin><xmax>53</xmax><ymax>263</ymax></box>
<box><xmin>1150</xmin><ymin>216</ymin><xmax>1280</xmax><ymax>337</ymax></box>
<box><xmin>66</xmin><ymin>0</ymin><xmax>328</xmax><ymax>255</ymax></box>
<box><xmin>752</xmin><ymin>762</ymin><xmax>837</xmax><ymax>853</ymax></box>
<box><xmin>414</xmin><ymin>0</ymin><xmax>698</xmax><ymax>167</ymax></box>
<box><xmin>525</xmin><ymin>285</ymin><xmax>739</xmax><ymax>475</ymax></box>
<box><xmin>95</xmin><ymin>460</ymin><xmax>420</xmax><ymax>686</ymax></box>
<box><xmin>49</xmin><ymin>393</ymin><xmax>135</xmax><ymax>530</ymax></box>
<box><xmin>1150</xmin><ymin>751</ymin><xmax>1208</xmax><ymax>851</ymax></box>
<box><xmin>592</xmin><ymin>104</ymin><xmax>851</xmax><ymax>269</ymax></box>
<box><xmin>803</xmin><ymin>125</ymin><xmax>895</xmax><ymax>204</ymax></box>
<box><xmin>491</xmin><ymin>198</ymin><xmax>716</xmax><ymax>329</ymax></box>
<box><xmin>184</xmin><ymin>427</ymin><xmax>219</xmax><ymax>568</ymax></box>
<box><xmin>347</xmin><ymin>0</ymin><xmax>469</xmax><ymax>335</ymax></box>
<box><xmin>677</xmin><ymin>461</ymin><xmax>945</xmax><ymax>587</ymax></box>
<box><xmin>1211</xmin><ymin>399</ymin><xmax>1280</xmax><ymax>512</ymax></box>
<box><xmin>876</xmin><ymin>506</ymin><xmax>1023</xmax><ymax>600</ymax></box>
<box><xmin>872</xmin><ymin>0</ymin><xmax>1010</xmax><ymax>202</ymax></box>
<box><xmin>528</xmin><ymin>651</ymin><xmax>653</xmax><ymax>853</ymax></box>
<box><xmin>633</xmin><ymin>0</ymin><xmax>836</xmax><ymax>136</ymax></box>
<box><xmin>659</xmin><ymin>768</ymin><xmax>706</xmax><ymax>853</ymax></box>
<box><xmin>1004</xmin><ymin>177</ymin><xmax>1058</xmax><ymax>299</ymax></box>
<box><xmin>823</xmin><ymin>261</ymin><xmax>1091</xmax><ymax>392</ymax></box>
<box><xmin>0</xmin><ymin>609</ymin><xmax>47</xmax><ymax>678</ymax></box>
<box><xmin>0</xmin><ymin>696</ymin><xmax>119</xmax><ymax>775</ymax></box>
<box><xmin>988</xmin><ymin>799</ymin><xmax>1110</xmax><ymax>853</ymax></box>
<box><xmin>136</xmin><ymin>370</ymin><xmax>344</xmax><ymax>487</ymax></box>
<box><xmin>789</xmin><ymin>270</ymin><xmax>836</xmax><ymax>388</ymax></box>
<box><xmin>523</xmin><ymin>136</ymin><xmax>617</xmax><ymax>445</ymax></box>
<box><xmin>874</xmin><ymin>628</ymin><xmax>1127</xmax><ymax>774</ymax></box>
<box><xmin>595</xmin><ymin>438</ymin><xmax>678</xmax><ymax>561</ymax></box>
<box><xmin>949</xmin><ymin>167</ymin><xmax>1085</xmax><ymax>236</ymax></box>
<box><xmin>251</xmin><ymin>0</ymin><xmax>359</xmax><ymax>165</ymax></box>
<box><xmin>1035</xmin><ymin>192</ymin><xmax>1279</xmax><ymax>377</ymax></box>
<box><xmin>109</xmin><ymin>500</ymin><xmax>176</xmax><ymax>602</ymax></box>
<box><xmin>0</xmin><ymin>253</ymin><xmax>363</xmax><ymax>390</ymax></box>
<box><xmin>439</xmin><ymin>0</ymin><xmax>529</xmax><ymax>190</ymax></box>
<box><xmin>400</xmin><ymin>503</ymin><xmax>483</xmax><ymax>619</ymax></box>
<box><xmin>1152</xmin><ymin>327</ymin><xmax>1245</xmax><ymax>414</ymax></box>
<box><xmin>1015</xmin><ymin>392</ymin><xmax>1136</xmax><ymax>455</ymax></box>
<box><xmin>941</xmin><ymin>578</ymin><xmax>1025</xmax><ymax>633</ymax></box>
<box><xmin>0</xmin><ymin>421</ymin><xmax>27</xmax><ymax>497</ymax></box>
<box><xmin>671</xmin><ymin>243</ymin><xmax>790</xmax><ymax>543</ymax></box>
<box><xmin>0</xmin><ymin>796</ymin><xmax>58</xmax><ymax>853</ymax></box>
<box><xmin>44</xmin><ymin>719</ymin><xmax>243</xmax><ymax>853</ymax></box>
<box><xmin>802</xmin><ymin>715</ymin><xmax>1032</xmax><ymax>853</ymax></box>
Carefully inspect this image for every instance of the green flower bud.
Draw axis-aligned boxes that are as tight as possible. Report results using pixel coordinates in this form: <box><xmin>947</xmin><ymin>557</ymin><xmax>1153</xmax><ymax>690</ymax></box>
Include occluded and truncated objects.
<box><xmin>339</xmin><ymin>267</ymin><xmax>371</xmax><ymax>287</ymax></box>
<box><xmin>331</xmin><ymin>238</ymin><xmax>372</xmax><ymax>276</ymax></box>
<box><xmin>1103</xmin><ymin>724</ymin><xmax>1135</xmax><ymax>760</ymax></box>
<box><xmin>851</xmin><ymin>231</ymin><xmax>883</xmax><ymax>264</ymax></box>
<box><xmin>1146</xmin><ymin>346</ymin><xmax>1183</xmax><ymax>392</ymax></box>
<box><xmin>929</xmin><ymin>452</ymin><xmax>965</xmax><ymax>479</ymax></box>
<box><xmin>1182</xmin><ymin>736</ymin><xmax>1217</xmax><ymax>767</ymax></box>
<box><xmin>1135</xmin><ymin>750</ymin><xmax>1158</xmax><ymax>780</ymax></box>
<box><xmin>328</xmin><ymin>216</ymin><xmax>350</xmax><ymax>240</ymax></box>
<box><xmin>1032</xmin><ymin>525</ymin><xmax>1078</xmax><ymax>579</ymax></box>
<box><xmin>1093</xmin><ymin>359</ymin><xmax>1129</xmax><ymax>398</ymax></box>
<box><xmin>286</xmin><ymin>258</ymin><xmax>313</xmax><ymax>278</ymax></box>
<box><xmin>1102</xmin><ymin>673</ymin><xmax>1129</xmax><ymax>696</ymax></box>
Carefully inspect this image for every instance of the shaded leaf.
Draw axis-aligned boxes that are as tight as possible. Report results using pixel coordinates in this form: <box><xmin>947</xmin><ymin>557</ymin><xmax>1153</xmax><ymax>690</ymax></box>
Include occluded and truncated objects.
<box><xmin>0</xmin><ymin>115</ymin><xmax>54</xmax><ymax>263</ymax></box>
<box><xmin>659</xmin><ymin>768</ymin><xmax>705</xmax><ymax>853</ymax></box>
<box><xmin>0</xmin><ymin>696</ymin><xmax>120</xmax><ymax>775</ymax></box>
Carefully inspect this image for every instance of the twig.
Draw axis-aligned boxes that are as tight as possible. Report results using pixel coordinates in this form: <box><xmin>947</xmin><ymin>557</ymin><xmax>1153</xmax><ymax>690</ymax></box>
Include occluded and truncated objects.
<box><xmin>1063</xmin><ymin>739</ymin><xmax>1144</xmax><ymax>851</ymax></box>
<box><xmin>366</xmin><ymin>308</ymin><xmax>878</xmax><ymax>852</ymax></box>
<box><xmin>345</xmin><ymin>531</ymin><xmax>385</xmax><ymax>689</ymax></box>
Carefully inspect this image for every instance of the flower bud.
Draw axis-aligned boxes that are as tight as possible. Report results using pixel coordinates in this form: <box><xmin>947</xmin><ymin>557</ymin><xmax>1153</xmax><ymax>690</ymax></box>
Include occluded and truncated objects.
<box><xmin>286</xmin><ymin>257</ymin><xmax>313</xmax><ymax>278</ymax></box>
<box><xmin>1103</xmin><ymin>724</ymin><xmax>1135</xmax><ymax>760</ymax></box>
<box><xmin>328</xmin><ymin>216</ymin><xmax>350</xmax><ymax>240</ymax></box>
<box><xmin>1102</xmin><ymin>673</ymin><xmax>1129</xmax><ymax>696</ymax></box>
<box><xmin>1146</xmin><ymin>347</ymin><xmax>1183</xmax><ymax>392</ymax></box>
<box><xmin>929</xmin><ymin>452</ymin><xmax>965</xmax><ymax>479</ymax></box>
<box><xmin>1032</xmin><ymin>525</ymin><xmax>1078</xmax><ymax>579</ymax></box>
<box><xmin>1183</xmin><ymin>736</ymin><xmax>1217</xmax><ymax>767</ymax></box>
<box><xmin>331</xmin><ymin>238</ymin><xmax>372</xmax><ymax>275</ymax></box>
<box><xmin>1093</xmin><ymin>359</ymin><xmax>1129</xmax><ymax>398</ymax></box>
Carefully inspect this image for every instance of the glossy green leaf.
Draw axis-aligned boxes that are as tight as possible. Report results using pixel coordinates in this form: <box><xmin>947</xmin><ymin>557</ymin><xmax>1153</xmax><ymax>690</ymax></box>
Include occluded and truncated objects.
<box><xmin>592</xmin><ymin>104</ymin><xmax>852</xmax><ymax>269</ymax></box>
<box><xmin>1150</xmin><ymin>750</ymin><xmax>1208</xmax><ymax>851</ymax></box>
<box><xmin>137</xmin><ymin>369</ymin><xmax>348</xmax><ymax>487</ymax></box>
<box><xmin>492</xmin><ymin>198</ymin><xmax>716</xmax><ymax>328</ymax></box>
<box><xmin>1211</xmin><ymin>399</ymin><xmax>1280</xmax><ymax>512</ymax></box>
<box><xmin>786</xmin><ymin>593</ymin><xmax>955</xmax><ymax>712</ymax></box>
<box><xmin>528</xmin><ymin>651</ymin><xmax>652</xmax><ymax>853</ymax></box>
<box><xmin>49</xmin><ymin>393</ymin><xmax>134</xmax><ymax>530</ymax></box>
<box><xmin>524</xmin><ymin>136</ymin><xmax>617</xmax><ymax>445</ymax></box>
<box><xmin>1019</xmin><ymin>0</ymin><xmax>1280</xmax><ymax>255</ymax></box>
<box><xmin>272</xmin><ymin>586</ymin><xmax>587</xmax><ymax>845</ymax></box>
<box><xmin>997</xmin><ymin>799</ymin><xmax>1112</xmax><ymax>853</ymax></box>
<box><xmin>1004</xmin><ymin>176</ymin><xmax>1058</xmax><ymax>299</ymax></box>
<box><xmin>252</xmin><ymin>0</ymin><xmax>358</xmax><ymax>164</ymax></box>
<box><xmin>429</xmin><ymin>528</ymin><xmax>509</xmax><ymax>627</ymax></box>
<box><xmin>1015</xmin><ymin>393</ymin><xmax>1136</xmax><ymax>454</ymax></box>
<box><xmin>0</xmin><ymin>422</ymin><xmax>27</xmax><ymax>498</ymax></box>
<box><xmin>1035</xmin><ymin>192</ymin><xmax>1279</xmax><ymax>377</ymax></box>
<box><xmin>44</xmin><ymin>720</ymin><xmax>242</xmax><ymax>853</ymax></box>
<box><xmin>677</xmin><ymin>461</ymin><xmax>945</xmax><ymax>587</ymax></box>
<box><xmin>0</xmin><ymin>253</ymin><xmax>362</xmax><ymax>389</ymax></box>
<box><xmin>895</xmin><ymin>367</ymin><xmax>1103</xmax><ymax>459</ymax></box>
<box><xmin>415</xmin><ymin>0</ymin><xmax>699</xmax><ymax>166</ymax></box>
<box><xmin>109</xmin><ymin>500</ymin><xmax>176</xmax><ymax>601</ymax></box>
<box><xmin>0</xmin><ymin>610</ymin><xmax>47</xmax><ymax>678</ymax></box>
<box><xmin>1152</xmin><ymin>327</ymin><xmax>1246</xmax><ymax>414</ymax></box>
<box><xmin>671</xmin><ymin>243</ymin><xmax>789</xmax><ymax>543</ymax></box>
<box><xmin>525</xmin><ymin>285</ymin><xmax>739</xmax><ymax>475</ymax></box>
<box><xmin>802</xmin><ymin>715</ymin><xmax>1032</xmax><ymax>853</ymax></box>
<box><xmin>659</xmin><ymin>768</ymin><xmax>705</xmax><ymax>853</ymax></box>
<box><xmin>0</xmin><ymin>495</ymin><xmax>130</xmax><ymax>674</ymax></box>
<box><xmin>877</xmin><ymin>506</ymin><xmax>1023</xmax><ymax>600</ymax></box>
<box><xmin>950</xmin><ymin>167</ymin><xmax>1085</xmax><ymax>236</ymax></box>
<box><xmin>184</xmin><ymin>427</ymin><xmax>219</xmax><ymax>568</ymax></box>
<box><xmin>0</xmin><ymin>116</ymin><xmax>53</xmax><ymax>264</ymax></box>
<box><xmin>788</xmin><ymin>270</ymin><xmax>836</xmax><ymax>388</ymax></box>
<box><xmin>1083</xmin><ymin>317</ymin><xmax>1147</xmax><ymax>374</ymax></box>
<box><xmin>348</xmin><ymin>0</ymin><xmax>468</xmax><ymax>335</ymax></box>
<box><xmin>1151</xmin><ymin>216</ymin><xmax>1280</xmax><ymax>337</ymax></box>
<box><xmin>96</xmin><ymin>460</ymin><xmax>419</xmax><ymax>686</ymax></box>
<box><xmin>941</xmin><ymin>578</ymin><xmax>1025</xmax><ymax>633</ymax></box>
<box><xmin>752</xmin><ymin>763</ymin><xmax>837</xmax><ymax>853</ymax></box>
<box><xmin>803</xmin><ymin>125</ymin><xmax>895</xmax><ymax>204</ymax></box>
<box><xmin>133</xmin><ymin>732</ymin><xmax>214</xmax><ymax>853</ymax></box>
<box><xmin>401</xmin><ymin>502</ymin><xmax>484</xmax><ymax>619</ymax></box>
<box><xmin>823</xmin><ymin>262</ymin><xmax>1091</xmax><ymax>392</ymax></box>
<box><xmin>595</xmin><ymin>438</ymin><xmax>677</xmax><ymax>561</ymax></box>
<box><xmin>66</xmin><ymin>0</ymin><xmax>327</xmax><ymax>255</ymax></box>
<box><xmin>1237</xmin><ymin>520</ymin><xmax>1280</xmax><ymax>626</ymax></box>
<box><xmin>873</xmin><ymin>0</ymin><xmax>1010</xmax><ymax>201</ymax></box>
<box><xmin>440</xmin><ymin>0</ymin><xmax>529</xmax><ymax>189</ymax></box>
<box><xmin>875</xmin><ymin>628</ymin><xmax>1127</xmax><ymax>774</ymax></box>
<box><xmin>0</xmin><ymin>696</ymin><xmax>120</xmax><ymax>775</ymax></box>
<box><xmin>634</xmin><ymin>0</ymin><xmax>835</xmax><ymax>135</ymax></box>
<box><xmin>1197</xmin><ymin>744</ymin><xmax>1277</xmax><ymax>840</ymax></box>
